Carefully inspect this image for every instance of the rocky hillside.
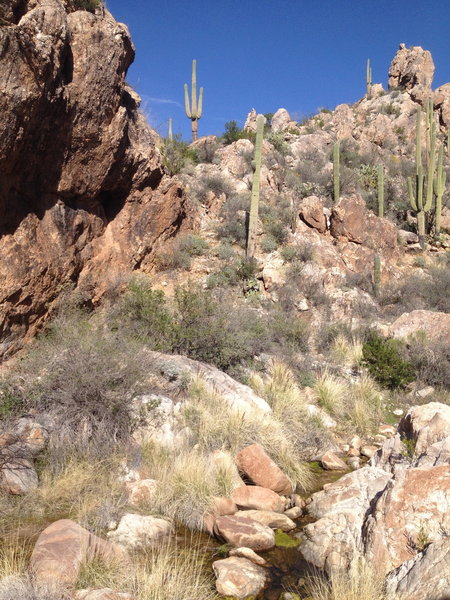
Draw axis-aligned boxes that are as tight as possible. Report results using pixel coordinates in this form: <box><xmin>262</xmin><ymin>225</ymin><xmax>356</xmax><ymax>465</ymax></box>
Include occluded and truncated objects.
<box><xmin>0</xmin><ymin>0</ymin><xmax>194</xmax><ymax>359</ymax></box>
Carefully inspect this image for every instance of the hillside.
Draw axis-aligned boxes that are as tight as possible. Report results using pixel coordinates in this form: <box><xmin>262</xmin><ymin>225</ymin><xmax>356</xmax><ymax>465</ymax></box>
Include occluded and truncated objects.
<box><xmin>0</xmin><ymin>2</ymin><xmax>449</xmax><ymax>600</ymax></box>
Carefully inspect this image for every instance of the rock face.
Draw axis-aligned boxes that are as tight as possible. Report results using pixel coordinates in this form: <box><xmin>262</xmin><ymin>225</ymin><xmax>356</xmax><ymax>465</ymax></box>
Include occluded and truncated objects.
<box><xmin>30</xmin><ymin>519</ymin><xmax>127</xmax><ymax>587</ymax></box>
<box><xmin>388</xmin><ymin>44</ymin><xmax>435</xmax><ymax>90</ymax></box>
<box><xmin>231</xmin><ymin>485</ymin><xmax>286</xmax><ymax>513</ymax></box>
<box><xmin>235</xmin><ymin>443</ymin><xmax>293</xmax><ymax>494</ymax></box>
<box><xmin>0</xmin><ymin>0</ymin><xmax>193</xmax><ymax>359</ymax></box>
<box><xmin>107</xmin><ymin>514</ymin><xmax>173</xmax><ymax>550</ymax></box>
<box><xmin>300</xmin><ymin>402</ymin><xmax>450</xmax><ymax>600</ymax></box>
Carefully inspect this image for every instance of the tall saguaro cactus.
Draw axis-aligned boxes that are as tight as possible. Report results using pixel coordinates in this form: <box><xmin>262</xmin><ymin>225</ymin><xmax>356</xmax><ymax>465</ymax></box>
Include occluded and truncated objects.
<box><xmin>246</xmin><ymin>115</ymin><xmax>264</xmax><ymax>258</ymax></box>
<box><xmin>434</xmin><ymin>145</ymin><xmax>446</xmax><ymax>234</ymax></box>
<box><xmin>366</xmin><ymin>59</ymin><xmax>372</xmax><ymax>99</ymax></box>
<box><xmin>184</xmin><ymin>59</ymin><xmax>203</xmax><ymax>142</ymax></box>
<box><xmin>168</xmin><ymin>118</ymin><xmax>173</xmax><ymax>142</ymax></box>
<box><xmin>333</xmin><ymin>141</ymin><xmax>340</xmax><ymax>202</ymax></box>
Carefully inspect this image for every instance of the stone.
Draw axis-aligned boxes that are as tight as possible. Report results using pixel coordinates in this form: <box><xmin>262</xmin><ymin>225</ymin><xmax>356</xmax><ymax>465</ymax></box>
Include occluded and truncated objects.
<box><xmin>360</xmin><ymin>445</ymin><xmax>378</xmax><ymax>459</ymax></box>
<box><xmin>388</xmin><ymin>310</ymin><xmax>450</xmax><ymax>343</ymax></box>
<box><xmin>236</xmin><ymin>443</ymin><xmax>293</xmax><ymax>495</ymax></box>
<box><xmin>229</xmin><ymin>547</ymin><xmax>268</xmax><ymax>567</ymax></box>
<box><xmin>213</xmin><ymin>556</ymin><xmax>267</xmax><ymax>599</ymax></box>
<box><xmin>74</xmin><ymin>590</ymin><xmax>135</xmax><ymax>600</ymax></box>
<box><xmin>235</xmin><ymin>510</ymin><xmax>295</xmax><ymax>532</ymax></box>
<box><xmin>378</xmin><ymin>424</ymin><xmax>396</xmax><ymax>437</ymax></box>
<box><xmin>262</xmin><ymin>253</ymin><xmax>286</xmax><ymax>291</ymax></box>
<box><xmin>284</xmin><ymin>506</ymin><xmax>302</xmax><ymax>519</ymax></box>
<box><xmin>244</xmin><ymin>109</ymin><xmax>267</xmax><ymax>132</ymax></box>
<box><xmin>298</xmin><ymin>196</ymin><xmax>327</xmax><ymax>233</ymax></box>
<box><xmin>107</xmin><ymin>514</ymin><xmax>172</xmax><ymax>550</ymax></box>
<box><xmin>125</xmin><ymin>479</ymin><xmax>157</xmax><ymax>506</ymax></box>
<box><xmin>0</xmin><ymin>458</ymin><xmax>38</xmax><ymax>495</ymax></box>
<box><xmin>271</xmin><ymin>108</ymin><xmax>298</xmax><ymax>133</ymax></box>
<box><xmin>320</xmin><ymin>451</ymin><xmax>347</xmax><ymax>471</ymax></box>
<box><xmin>330</xmin><ymin>195</ymin><xmax>398</xmax><ymax>256</ymax></box>
<box><xmin>231</xmin><ymin>486</ymin><xmax>286</xmax><ymax>513</ymax></box>
<box><xmin>213</xmin><ymin>515</ymin><xmax>275</xmax><ymax>551</ymax></box>
<box><xmin>398</xmin><ymin>402</ymin><xmax>450</xmax><ymax>456</ymax></box>
<box><xmin>388</xmin><ymin>44</ymin><xmax>435</xmax><ymax>90</ymax></box>
<box><xmin>30</xmin><ymin>519</ymin><xmax>127</xmax><ymax>587</ymax></box>
<box><xmin>203</xmin><ymin>496</ymin><xmax>238</xmax><ymax>535</ymax></box>
<box><xmin>397</xmin><ymin>229</ymin><xmax>419</xmax><ymax>245</ymax></box>
<box><xmin>348</xmin><ymin>457</ymin><xmax>360</xmax><ymax>470</ymax></box>
<box><xmin>416</xmin><ymin>385</ymin><xmax>435</xmax><ymax>398</ymax></box>
<box><xmin>384</xmin><ymin>539</ymin><xmax>450</xmax><ymax>600</ymax></box>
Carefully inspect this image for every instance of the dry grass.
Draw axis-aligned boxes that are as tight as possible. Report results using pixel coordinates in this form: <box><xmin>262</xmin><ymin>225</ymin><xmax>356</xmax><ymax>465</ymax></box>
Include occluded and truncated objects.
<box><xmin>0</xmin><ymin>457</ymin><xmax>125</xmax><ymax>540</ymax></box>
<box><xmin>181</xmin><ymin>375</ymin><xmax>312</xmax><ymax>492</ymax></box>
<box><xmin>314</xmin><ymin>371</ymin><xmax>347</xmax><ymax>416</ymax></box>
<box><xmin>305</xmin><ymin>560</ymin><xmax>388</xmax><ymax>600</ymax></box>
<box><xmin>331</xmin><ymin>334</ymin><xmax>364</xmax><ymax>369</ymax></box>
<box><xmin>0</xmin><ymin>576</ymin><xmax>70</xmax><ymax>600</ymax></box>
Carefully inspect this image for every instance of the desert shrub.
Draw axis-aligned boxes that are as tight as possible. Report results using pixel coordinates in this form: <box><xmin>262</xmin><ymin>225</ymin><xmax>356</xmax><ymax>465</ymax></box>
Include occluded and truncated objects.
<box><xmin>206</xmin><ymin>258</ymin><xmax>257</xmax><ymax>289</ymax></box>
<box><xmin>216</xmin><ymin>193</ymin><xmax>249</xmax><ymax>246</ymax></box>
<box><xmin>154</xmin><ymin>234</ymin><xmax>208</xmax><ymax>271</ymax></box>
<box><xmin>381</xmin><ymin>102</ymin><xmax>401</xmax><ymax>117</ymax></box>
<box><xmin>160</xmin><ymin>135</ymin><xmax>198</xmax><ymax>175</ymax></box>
<box><xmin>362</xmin><ymin>332</ymin><xmax>414</xmax><ymax>389</ymax></box>
<box><xmin>221</xmin><ymin>120</ymin><xmax>254</xmax><ymax>145</ymax></box>
<box><xmin>265</xmin><ymin>131</ymin><xmax>289</xmax><ymax>154</ymax></box>
<box><xmin>406</xmin><ymin>335</ymin><xmax>450</xmax><ymax>389</ymax></box>
<box><xmin>268</xmin><ymin>309</ymin><xmax>310</xmax><ymax>352</ymax></box>
<box><xmin>381</xmin><ymin>265</ymin><xmax>450</xmax><ymax>313</ymax></box>
<box><xmin>213</xmin><ymin>242</ymin><xmax>235</xmax><ymax>261</ymax></box>
<box><xmin>0</xmin><ymin>576</ymin><xmax>71</xmax><ymax>600</ymax></box>
<box><xmin>72</xmin><ymin>0</ymin><xmax>101</xmax><ymax>11</ymax></box>
<box><xmin>358</xmin><ymin>164</ymin><xmax>378</xmax><ymax>190</ymax></box>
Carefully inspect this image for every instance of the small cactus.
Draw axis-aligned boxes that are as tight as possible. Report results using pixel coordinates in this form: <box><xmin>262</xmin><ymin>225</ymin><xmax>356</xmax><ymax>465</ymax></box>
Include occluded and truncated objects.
<box><xmin>184</xmin><ymin>59</ymin><xmax>203</xmax><ymax>142</ymax></box>
<box><xmin>246</xmin><ymin>115</ymin><xmax>264</xmax><ymax>258</ymax></box>
<box><xmin>366</xmin><ymin>59</ymin><xmax>372</xmax><ymax>99</ymax></box>
<box><xmin>333</xmin><ymin>140</ymin><xmax>340</xmax><ymax>202</ymax></box>
<box><xmin>377</xmin><ymin>164</ymin><xmax>384</xmax><ymax>217</ymax></box>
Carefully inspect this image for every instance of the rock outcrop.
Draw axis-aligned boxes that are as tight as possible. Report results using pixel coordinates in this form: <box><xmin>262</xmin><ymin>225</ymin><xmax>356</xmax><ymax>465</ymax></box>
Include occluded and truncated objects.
<box><xmin>0</xmin><ymin>0</ymin><xmax>193</xmax><ymax>359</ymax></box>
<box><xmin>388</xmin><ymin>43</ymin><xmax>435</xmax><ymax>90</ymax></box>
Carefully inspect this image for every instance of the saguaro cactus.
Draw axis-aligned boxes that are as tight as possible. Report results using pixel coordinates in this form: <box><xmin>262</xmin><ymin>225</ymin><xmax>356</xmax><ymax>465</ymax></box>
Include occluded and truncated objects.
<box><xmin>366</xmin><ymin>59</ymin><xmax>372</xmax><ymax>99</ymax></box>
<box><xmin>168</xmin><ymin>118</ymin><xmax>173</xmax><ymax>142</ymax></box>
<box><xmin>434</xmin><ymin>145</ymin><xmax>446</xmax><ymax>234</ymax></box>
<box><xmin>377</xmin><ymin>164</ymin><xmax>384</xmax><ymax>217</ymax></box>
<box><xmin>333</xmin><ymin>141</ymin><xmax>340</xmax><ymax>202</ymax></box>
<box><xmin>184</xmin><ymin>59</ymin><xmax>203</xmax><ymax>142</ymax></box>
<box><xmin>246</xmin><ymin>115</ymin><xmax>264</xmax><ymax>258</ymax></box>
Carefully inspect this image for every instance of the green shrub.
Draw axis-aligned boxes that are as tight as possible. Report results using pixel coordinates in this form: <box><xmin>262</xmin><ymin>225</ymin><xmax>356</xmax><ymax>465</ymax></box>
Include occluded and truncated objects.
<box><xmin>72</xmin><ymin>0</ymin><xmax>101</xmax><ymax>11</ymax></box>
<box><xmin>221</xmin><ymin>120</ymin><xmax>254</xmax><ymax>145</ymax></box>
<box><xmin>160</xmin><ymin>135</ymin><xmax>198</xmax><ymax>176</ymax></box>
<box><xmin>154</xmin><ymin>234</ymin><xmax>208</xmax><ymax>271</ymax></box>
<box><xmin>362</xmin><ymin>333</ymin><xmax>414</xmax><ymax>389</ymax></box>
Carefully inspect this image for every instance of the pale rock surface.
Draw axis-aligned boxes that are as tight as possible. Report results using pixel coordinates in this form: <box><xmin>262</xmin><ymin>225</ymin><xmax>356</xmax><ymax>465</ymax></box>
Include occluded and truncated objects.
<box><xmin>384</xmin><ymin>538</ymin><xmax>450</xmax><ymax>600</ymax></box>
<box><xmin>262</xmin><ymin>253</ymin><xmax>287</xmax><ymax>291</ymax></box>
<box><xmin>74</xmin><ymin>590</ymin><xmax>135</xmax><ymax>600</ymax></box>
<box><xmin>30</xmin><ymin>519</ymin><xmax>127</xmax><ymax>587</ymax></box>
<box><xmin>244</xmin><ymin>108</ymin><xmax>267</xmax><ymax>132</ymax></box>
<box><xmin>284</xmin><ymin>506</ymin><xmax>302</xmax><ymax>519</ymax></box>
<box><xmin>125</xmin><ymin>479</ymin><xmax>157</xmax><ymax>507</ymax></box>
<box><xmin>298</xmin><ymin>196</ymin><xmax>327</xmax><ymax>233</ymax></box>
<box><xmin>235</xmin><ymin>443</ymin><xmax>293</xmax><ymax>494</ymax></box>
<box><xmin>320</xmin><ymin>451</ymin><xmax>347</xmax><ymax>471</ymax></box>
<box><xmin>235</xmin><ymin>509</ymin><xmax>296</xmax><ymax>532</ymax></box>
<box><xmin>271</xmin><ymin>108</ymin><xmax>298</xmax><ymax>132</ymax></box>
<box><xmin>231</xmin><ymin>485</ymin><xmax>286</xmax><ymax>513</ymax></box>
<box><xmin>229</xmin><ymin>547</ymin><xmax>268</xmax><ymax>566</ymax></box>
<box><xmin>0</xmin><ymin>458</ymin><xmax>38</xmax><ymax>495</ymax></box>
<box><xmin>214</xmin><ymin>515</ymin><xmax>275</xmax><ymax>551</ymax></box>
<box><xmin>213</xmin><ymin>556</ymin><xmax>267</xmax><ymax>599</ymax></box>
<box><xmin>360</xmin><ymin>445</ymin><xmax>378</xmax><ymax>459</ymax></box>
<box><xmin>388</xmin><ymin>310</ymin><xmax>450</xmax><ymax>342</ymax></box>
<box><xmin>398</xmin><ymin>402</ymin><xmax>450</xmax><ymax>457</ymax></box>
<box><xmin>107</xmin><ymin>514</ymin><xmax>172</xmax><ymax>550</ymax></box>
<box><xmin>216</xmin><ymin>139</ymin><xmax>254</xmax><ymax>179</ymax></box>
<box><xmin>203</xmin><ymin>496</ymin><xmax>238</xmax><ymax>535</ymax></box>
<box><xmin>388</xmin><ymin>44</ymin><xmax>435</xmax><ymax>90</ymax></box>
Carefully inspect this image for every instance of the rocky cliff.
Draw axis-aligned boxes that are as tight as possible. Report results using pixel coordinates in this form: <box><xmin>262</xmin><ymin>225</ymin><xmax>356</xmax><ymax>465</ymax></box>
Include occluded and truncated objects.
<box><xmin>0</xmin><ymin>0</ymin><xmax>193</xmax><ymax>359</ymax></box>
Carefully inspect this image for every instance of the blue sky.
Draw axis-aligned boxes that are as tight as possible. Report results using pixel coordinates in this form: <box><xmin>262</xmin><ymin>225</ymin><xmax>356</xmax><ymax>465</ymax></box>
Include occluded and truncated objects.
<box><xmin>106</xmin><ymin>0</ymin><xmax>450</xmax><ymax>140</ymax></box>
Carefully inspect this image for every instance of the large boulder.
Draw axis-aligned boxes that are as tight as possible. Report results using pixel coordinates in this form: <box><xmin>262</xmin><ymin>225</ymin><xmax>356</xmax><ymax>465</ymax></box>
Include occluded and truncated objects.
<box><xmin>0</xmin><ymin>457</ymin><xmax>38</xmax><ymax>495</ymax></box>
<box><xmin>235</xmin><ymin>510</ymin><xmax>296</xmax><ymax>532</ymax></box>
<box><xmin>107</xmin><ymin>514</ymin><xmax>173</xmax><ymax>550</ymax></box>
<box><xmin>388</xmin><ymin>44</ymin><xmax>434</xmax><ymax>90</ymax></box>
<box><xmin>235</xmin><ymin>443</ymin><xmax>293</xmax><ymax>495</ymax></box>
<box><xmin>231</xmin><ymin>485</ymin><xmax>286</xmax><ymax>513</ymax></box>
<box><xmin>388</xmin><ymin>310</ymin><xmax>450</xmax><ymax>343</ymax></box>
<box><xmin>30</xmin><ymin>520</ymin><xmax>127</xmax><ymax>587</ymax></box>
<box><xmin>213</xmin><ymin>556</ymin><xmax>267</xmax><ymax>599</ymax></box>
<box><xmin>298</xmin><ymin>196</ymin><xmax>327</xmax><ymax>233</ymax></box>
<box><xmin>213</xmin><ymin>515</ymin><xmax>275</xmax><ymax>551</ymax></box>
<box><xmin>330</xmin><ymin>194</ymin><xmax>398</xmax><ymax>255</ymax></box>
<box><xmin>74</xmin><ymin>591</ymin><xmax>135</xmax><ymax>600</ymax></box>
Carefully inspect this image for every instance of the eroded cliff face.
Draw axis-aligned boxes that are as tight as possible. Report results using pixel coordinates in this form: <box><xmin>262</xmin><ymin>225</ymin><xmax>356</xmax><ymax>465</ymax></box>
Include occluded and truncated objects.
<box><xmin>0</xmin><ymin>0</ymin><xmax>193</xmax><ymax>359</ymax></box>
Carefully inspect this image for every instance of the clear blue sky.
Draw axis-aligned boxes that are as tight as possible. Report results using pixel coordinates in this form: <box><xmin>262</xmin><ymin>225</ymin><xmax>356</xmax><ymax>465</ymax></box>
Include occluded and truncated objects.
<box><xmin>105</xmin><ymin>0</ymin><xmax>450</xmax><ymax>141</ymax></box>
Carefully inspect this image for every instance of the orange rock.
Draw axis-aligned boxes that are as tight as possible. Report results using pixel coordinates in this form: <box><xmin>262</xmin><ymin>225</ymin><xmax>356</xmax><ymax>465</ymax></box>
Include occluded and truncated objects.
<box><xmin>231</xmin><ymin>485</ymin><xmax>286</xmax><ymax>513</ymax></box>
<box><xmin>236</xmin><ymin>444</ymin><xmax>293</xmax><ymax>495</ymax></box>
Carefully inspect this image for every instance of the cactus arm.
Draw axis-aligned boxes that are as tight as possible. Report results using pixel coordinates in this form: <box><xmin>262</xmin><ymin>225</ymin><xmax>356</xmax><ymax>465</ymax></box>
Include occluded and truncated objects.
<box><xmin>191</xmin><ymin>59</ymin><xmax>197</xmax><ymax>118</ymax></box>
<box><xmin>197</xmin><ymin>87</ymin><xmax>203</xmax><ymax>119</ymax></box>
<box><xmin>415</xmin><ymin>107</ymin><xmax>422</xmax><ymax>169</ymax></box>
<box><xmin>184</xmin><ymin>83</ymin><xmax>192</xmax><ymax>118</ymax></box>
<box><xmin>366</xmin><ymin>59</ymin><xmax>372</xmax><ymax>98</ymax></box>
<box><xmin>247</xmin><ymin>115</ymin><xmax>264</xmax><ymax>258</ymax></box>
<box><xmin>434</xmin><ymin>145</ymin><xmax>446</xmax><ymax>234</ymax></box>
<box><xmin>407</xmin><ymin>177</ymin><xmax>417</xmax><ymax>212</ymax></box>
<box><xmin>377</xmin><ymin>164</ymin><xmax>384</xmax><ymax>217</ymax></box>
